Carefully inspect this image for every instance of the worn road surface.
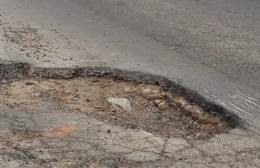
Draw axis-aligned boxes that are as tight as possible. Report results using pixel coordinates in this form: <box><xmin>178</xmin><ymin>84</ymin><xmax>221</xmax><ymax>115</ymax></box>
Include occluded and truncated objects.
<box><xmin>0</xmin><ymin>103</ymin><xmax>259</xmax><ymax>168</ymax></box>
<box><xmin>0</xmin><ymin>74</ymin><xmax>259</xmax><ymax>168</ymax></box>
<box><xmin>0</xmin><ymin>0</ymin><xmax>260</xmax><ymax>167</ymax></box>
<box><xmin>0</xmin><ymin>0</ymin><xmax>259</xmax><ymax>131</ymax></box>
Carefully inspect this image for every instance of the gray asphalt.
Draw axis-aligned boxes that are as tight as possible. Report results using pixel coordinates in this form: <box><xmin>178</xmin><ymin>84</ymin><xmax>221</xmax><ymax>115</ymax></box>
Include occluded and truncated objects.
<box><xmin>0</xmin><ymin>0</ymin><xmax>259</xmax><ymax>131</ymax></box>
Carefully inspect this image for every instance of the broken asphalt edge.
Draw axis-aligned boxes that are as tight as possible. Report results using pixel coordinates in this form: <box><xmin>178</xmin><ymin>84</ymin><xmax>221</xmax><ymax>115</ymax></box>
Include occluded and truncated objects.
<box><xmin>0</xmin><ymin>61</ymin><xmax>245</xmax><ymax>131</ymax></box>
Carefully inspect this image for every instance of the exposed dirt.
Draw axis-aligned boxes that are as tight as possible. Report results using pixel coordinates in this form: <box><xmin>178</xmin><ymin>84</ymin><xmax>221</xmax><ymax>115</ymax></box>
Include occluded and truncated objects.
<box><xmin>1</xmin><ymin>76</ymin><xmax>229</xmax><ymax>140</ymax></box>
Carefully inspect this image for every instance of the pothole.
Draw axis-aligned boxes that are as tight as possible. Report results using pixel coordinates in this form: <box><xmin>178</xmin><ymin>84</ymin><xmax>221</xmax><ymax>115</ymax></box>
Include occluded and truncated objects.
<box><xmin>1</xmin><ymin>76</ymin><xmax>231</xmax><ymax>140</ymax></box>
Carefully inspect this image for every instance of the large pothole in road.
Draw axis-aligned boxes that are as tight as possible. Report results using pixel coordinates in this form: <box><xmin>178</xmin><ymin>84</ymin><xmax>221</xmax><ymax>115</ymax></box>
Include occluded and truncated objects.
<box><xmin>1</xmin><ymin>76</ymin><xmax>230</xmax><ymax>140</ymax></box>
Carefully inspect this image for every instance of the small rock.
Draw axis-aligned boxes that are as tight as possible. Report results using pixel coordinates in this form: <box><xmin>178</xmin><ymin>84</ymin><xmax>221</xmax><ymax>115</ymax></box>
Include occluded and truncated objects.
<box><xmin>157</xmin><ymin>101</ymin><xmax>168</xmax><ymax>110</ymax></box>
<box><xmin>142</xmin><ymin>88</ymin><xmax>152</xmax><ymax>94</ymax></box>
<box><xmin>184</xmin><ymin>105</ymin><xmax>193</xmax><ymax>112</ymax></box>
<box><xmin>94</xmin><ymin>105</ymin><xmax>103</xmax><ymax>111</ymax></box>
<box><xmin>123</xmin><ymin>87</ymin><xmax>131</xmax><ymax>92</ymax></box>
<box><xmin>63</xmin><ymin>89</ymin><xmax>71</xmax><ymax>94</ymax></box>
<box><xmin>195</xmin><ymin>132</ymin><xmax>210</xmax><ymax>139</ymax></box>
<box><xmin>154</xmin><ymin>99</ymin><xmax>163</xmax><ymax>105</ymax></box>
<box><xmin>193</xmin><ymin>106</ymin><xmax>204</xmax><ymax>115</ymax></box>
<box><xmin>182</xmin><ymin>105</ymin><xmax>204</xmax><ymax>118</ymax></box>
<box><xmin>173</xmin><ymin>97</ymin><xmax>189</xmax><ymax>107</ymax></box>
<box><xmin>107</xmin><ymin>98</ymin><xmax>132</xmax><ymax>112</ymax></box>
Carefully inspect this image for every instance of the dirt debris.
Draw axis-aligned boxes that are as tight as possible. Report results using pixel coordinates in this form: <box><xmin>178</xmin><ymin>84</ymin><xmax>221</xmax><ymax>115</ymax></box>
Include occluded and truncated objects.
<box><xmin>1</xmin><ymin>77</ymin><xmax>229</xmax><ymax>140</ymax></box>
<box><xmin>1</xmin><ymin>22</ymin><xmax>56</xmax><ymax>63</ymax></box>
<box><xmin>3</xmin><ymin>26</ymin><xmax>51</xmax><ymax>51</ymax></box>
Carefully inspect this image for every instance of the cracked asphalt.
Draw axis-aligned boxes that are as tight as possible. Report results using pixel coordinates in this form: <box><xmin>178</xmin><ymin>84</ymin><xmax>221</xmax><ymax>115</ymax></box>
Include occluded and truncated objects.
<box><xmin>0</xmin><ymin>0</ymin><xmax>260</xmax><ymax>167</ymax></box>
<box><xmin>0</xmin><ymin>0</ymin><xmax>259</xmax><ymax>131</ymax></box>
<box><xmin>0</xmin><ymin>101</ymin><xmax>259</xmax><ymax>168</ymax></box>
<box><xmin>0</xmin><ymin>71</ymin><xmax>259</xmax><ymax>168</ymax></box>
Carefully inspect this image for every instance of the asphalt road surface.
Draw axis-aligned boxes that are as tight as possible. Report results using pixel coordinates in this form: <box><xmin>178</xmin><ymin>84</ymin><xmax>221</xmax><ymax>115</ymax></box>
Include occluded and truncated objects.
<box><xmin>0</xmin><ymin>0</ymin><xmax>259</xmax><ymax>131</ymax></box>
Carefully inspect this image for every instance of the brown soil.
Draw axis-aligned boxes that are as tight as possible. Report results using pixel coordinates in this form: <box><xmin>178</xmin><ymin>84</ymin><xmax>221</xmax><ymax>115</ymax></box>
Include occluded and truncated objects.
<box><xmin>1</xmin><ymin>77</ymin><xmax>229</xmax><ymax>140</ymax></box>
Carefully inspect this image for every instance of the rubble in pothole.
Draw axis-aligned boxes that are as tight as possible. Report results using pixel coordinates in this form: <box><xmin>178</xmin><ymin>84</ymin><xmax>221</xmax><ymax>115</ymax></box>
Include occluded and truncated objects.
<box><xmin>0</xmin><ymin>77</ymin><xmax>230</xmax><ymax>140</ymax></box>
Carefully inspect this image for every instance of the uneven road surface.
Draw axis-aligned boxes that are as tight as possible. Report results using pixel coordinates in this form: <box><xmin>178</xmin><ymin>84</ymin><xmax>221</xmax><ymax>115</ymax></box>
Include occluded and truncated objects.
<box><xmin>0</xmin><ymin>0</ymin><xmax>260</xmax><ymax>167</ymax></box>
<box><xmin>0</xmin><ymin>0</ymin><xmax>259</xmax><ymax>131</ymax></box>
<box><xmin>0</xmin><ymin>66</ymin><xmax>259</xmax><ymax>168</ymax></box>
